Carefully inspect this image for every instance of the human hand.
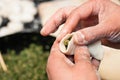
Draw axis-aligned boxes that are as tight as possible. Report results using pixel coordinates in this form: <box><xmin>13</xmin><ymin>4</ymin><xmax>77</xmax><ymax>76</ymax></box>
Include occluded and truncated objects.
<box><xmin>41</xmin><ymin>0</ymin><xmax>120</xmax><ymax>46</ymax></box>
<box><xmin>46</xmin><ymin>40</ymin><xmax>100</xmax><ymax>80</ymax></box>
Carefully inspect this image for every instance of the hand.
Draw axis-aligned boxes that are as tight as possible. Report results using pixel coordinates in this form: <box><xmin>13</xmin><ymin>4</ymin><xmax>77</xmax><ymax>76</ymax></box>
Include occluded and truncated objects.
<box><xmin>46</xmin><ymin>40</ymin><xmax>100</xmax><ymax>80</ymax></box>
<box><xmin>41</xmin><ymin>0</ymin><xmax>120</xmax><ymax>46</ymax></box>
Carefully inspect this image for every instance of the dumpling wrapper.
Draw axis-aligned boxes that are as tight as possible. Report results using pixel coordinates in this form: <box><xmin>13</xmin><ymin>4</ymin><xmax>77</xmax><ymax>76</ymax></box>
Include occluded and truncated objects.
<box><xmin>59</xmin><ymin>33</ymin><xmax>104</xmax><ymax>60</ymax></box>
<box><xmin>59</xmin><ymin>33</ymin><xmax>76</xmax><ymax>55</ymax></box>
<box><xmin>98</xmin><ymin>46</ymin><xmax>120</xmax><ymax>80</ymax></box>
<box><xmin>59</xmin><ymin>33</ymin><xmax>120</xmax><ymax>80</ymax></box>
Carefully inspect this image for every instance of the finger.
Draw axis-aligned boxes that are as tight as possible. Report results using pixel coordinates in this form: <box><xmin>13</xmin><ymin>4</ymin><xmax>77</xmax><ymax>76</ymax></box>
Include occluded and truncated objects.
<box><xmin>73</xmin><ymin>25</ymin><xmax>102</xmax><ymax>45</ymax></box>
<box><xmin>57</xmin><ymin>1</ymin><xmax>97</xmax><ymax>41</ymax></box>
<box><xmin>74</xmin><ymin>46</ymin><xmax>100</xmax><ymax>80</ymax></box>
<box><xmin>74</xmin><ymin>46</ymin><xmax>91</xmax><ymax>65</ymax></box>
<box><xmin>40</xmin><ymin>6</ymin><xmax>76</xmax><ymax>36</ymax></box>
<box><xmin>73</xmin><ymin>20</ymin><xmax>119</xmax><ymax>45</ymax></box>
<box><xmin>47</xmin><ymin>40</ymin><xmax>74</xmax><ymax>69</ymax></box>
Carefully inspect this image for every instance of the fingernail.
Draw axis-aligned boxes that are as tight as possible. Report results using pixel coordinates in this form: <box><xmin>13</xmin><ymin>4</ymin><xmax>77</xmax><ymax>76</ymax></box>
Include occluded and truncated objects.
<box><xmin>65</xmin><ymin>58</ymin><xmax>74</xmax><ymax>66</ymax></box>
<box><xmin>40</xmin><ymin>28</ymin><xmax>44</xmax><ymax>34</ymax></box>
<box><xmin>40</xmin><ymin>28</ymin><xmax>48</xmax><ymax>36</ymax></box>
<box><xmin>74</xmin><ymin>32</ymin><xmax>88</xmax><ymax>45</ymax></box>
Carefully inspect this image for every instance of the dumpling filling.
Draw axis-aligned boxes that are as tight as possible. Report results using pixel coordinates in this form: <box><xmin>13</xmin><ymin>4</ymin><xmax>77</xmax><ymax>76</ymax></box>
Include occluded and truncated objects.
<box><xmin>64</xmin><ymin>36</ymin><xmax>72</xmax><ymax>49</ymax></box>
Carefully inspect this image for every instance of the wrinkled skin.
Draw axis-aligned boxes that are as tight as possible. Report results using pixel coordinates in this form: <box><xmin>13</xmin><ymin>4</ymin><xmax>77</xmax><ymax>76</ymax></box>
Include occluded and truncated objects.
<box><xmin>47</xmin><ymin>41</ymin><xmax>100</xmax><ymax>80</ymax></box>
<box><xmin>41</xmin><ymin>0</ymin><xmax>120</xmax><ymax>48</ymax></box>
<box><xmin>41</xmin><ymin>0</ymin><xmax>120</xmax><ymax>80</ymax></box>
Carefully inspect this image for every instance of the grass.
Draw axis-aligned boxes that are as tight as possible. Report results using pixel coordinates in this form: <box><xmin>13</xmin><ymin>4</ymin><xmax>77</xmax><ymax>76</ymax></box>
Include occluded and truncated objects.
<box><xmin>0</xmin><ymin>33</ymin><xmax>55</xmax><ymax>80</ymax></box>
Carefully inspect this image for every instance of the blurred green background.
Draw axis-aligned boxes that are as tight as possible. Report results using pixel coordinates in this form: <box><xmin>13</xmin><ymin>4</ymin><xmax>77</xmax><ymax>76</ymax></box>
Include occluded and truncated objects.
<box><xmin>0</xmin><ymin>33</ymin><xmax>55</xmax><ymax>80</ymax></box>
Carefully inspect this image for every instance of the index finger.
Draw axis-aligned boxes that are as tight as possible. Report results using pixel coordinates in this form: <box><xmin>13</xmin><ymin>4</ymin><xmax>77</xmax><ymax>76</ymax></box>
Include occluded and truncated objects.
<box><xmin>57</xmin><ymin>1</ymin><xmax>97</xmax><ymax>41</ymax></box>
<box><xmin>40</xmin><ymin>6</ymin><xmax>76</xmax><ymax>36</ymax></box>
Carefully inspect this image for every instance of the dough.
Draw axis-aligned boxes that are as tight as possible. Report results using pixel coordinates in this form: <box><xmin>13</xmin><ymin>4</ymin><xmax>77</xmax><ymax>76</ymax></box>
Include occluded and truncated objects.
<box><xmin>59</xmin><ymin>33</ymin><xmax>120</xmax><ymax>80</ymax></box>
<box><xmin>59</xmin><ymin>33</ymin><xmax>104</xmax><ymax>60</ymax></box>
<box><xmin>59</xmin><ymin>33</ymin><xmax>75</xmax><ymax>55</ymax></box>
<box><xmin>99</xmin><ymin>46</ymin><xmax>120</xmax><ymax>80</ymax></box>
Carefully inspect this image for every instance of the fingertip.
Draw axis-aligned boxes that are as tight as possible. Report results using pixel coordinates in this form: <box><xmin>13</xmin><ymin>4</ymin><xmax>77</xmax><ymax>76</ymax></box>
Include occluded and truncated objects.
<box><xmin>40</xmin><ymin>29</ymin><xmax>44</xmax><ymax>35</ymax></box>
<box><xmin>74</xmin><ymin>46</ymin><xmax>91</xmax><ymax>63</ymax></box>
<box><xmin>73</xmin><ymin>31</ymin><xmax>88</xmax><ymax>45</ymax></box>
<box><xmin>40</xmin><ymin>25</ymin><xmax>50</xmax><ymax>36</ymax></box>
<box><xmin>40</xmin><ymin>28</ymin><xmax>47</xmax><ymax>36</ymax></box>
<box><xmin>73</xmin><ymin>25</ymin><xmax>104</xmax><ymax>45</ymax></box>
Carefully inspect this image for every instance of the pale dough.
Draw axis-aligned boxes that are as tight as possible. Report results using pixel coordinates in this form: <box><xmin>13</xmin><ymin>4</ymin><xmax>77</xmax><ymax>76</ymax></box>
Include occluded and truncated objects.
<box><xmin>59</xmin><ymin>33</ymin><xmax>104</xmax><ymax>60</ymax></box>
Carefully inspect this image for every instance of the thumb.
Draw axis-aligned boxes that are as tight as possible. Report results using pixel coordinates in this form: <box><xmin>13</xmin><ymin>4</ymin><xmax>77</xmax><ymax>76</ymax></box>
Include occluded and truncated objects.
<box><xmin>74</xmin><ymin>46</ymin><xmax>91</xmax><ymax>64</ymax></box>
<box><xmin>74</xmin><ymin>46</ymin><xmax>100</xmax><ymax>80</ymax></box>
<box><xmin>73</xmin><ymin>24</ymin><xmax>108</xmax><ymax>45</ymax></box>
